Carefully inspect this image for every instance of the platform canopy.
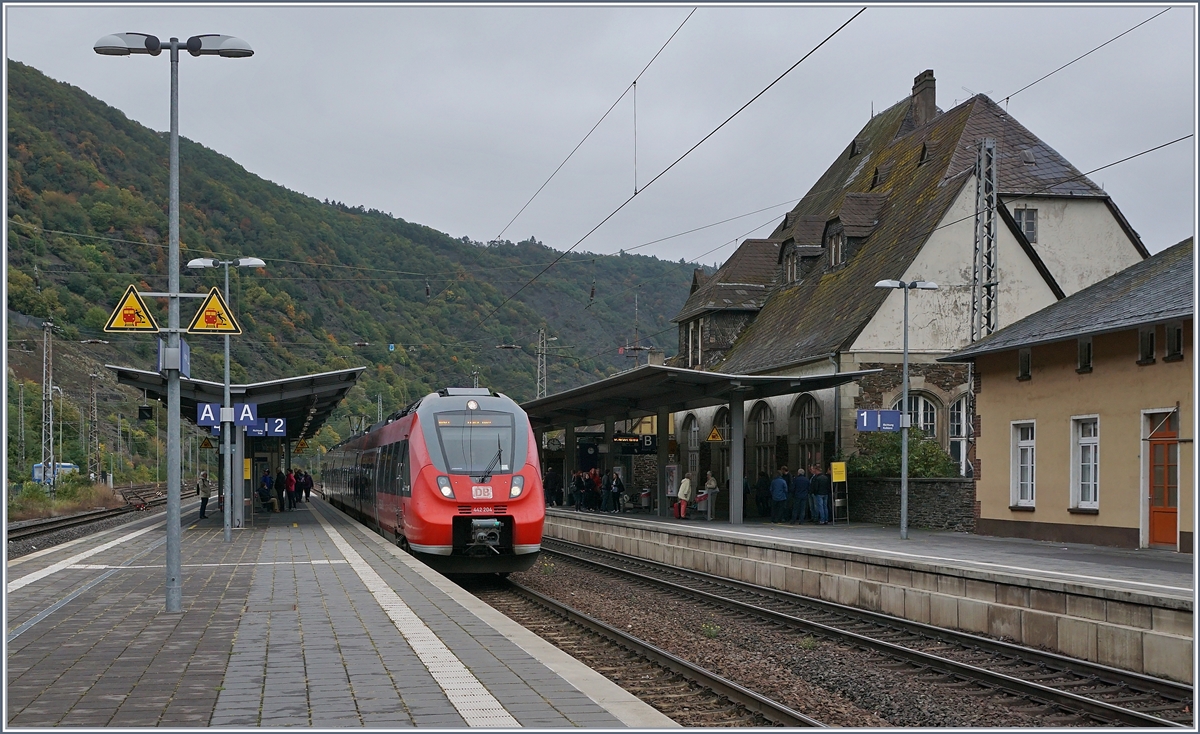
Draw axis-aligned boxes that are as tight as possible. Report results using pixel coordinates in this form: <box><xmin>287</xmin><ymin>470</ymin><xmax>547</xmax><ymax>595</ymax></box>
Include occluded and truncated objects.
<box><xmin>521</xmin><ymin>363</ymin><xmax>880</xmax><ymax>430</ymax></box>
<box><xmin>106</xmin><ymin>365</ymin><xmax>366</xmax><ymax>441</ymax></box>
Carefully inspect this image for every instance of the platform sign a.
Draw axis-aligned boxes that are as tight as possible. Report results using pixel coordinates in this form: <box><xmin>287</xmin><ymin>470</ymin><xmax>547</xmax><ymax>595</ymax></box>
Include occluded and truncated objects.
<box><xmin>186</xmin><ymin>287</ymin><xmax>241</xmax><ymax>335</ymax></box>
<box><xmin>104</xmin><ymin>285</ymin><xmax>159</xmax><ymax>332</ymax></box>
<box><xmin>197</xmin><ymin>403</ymin><xmax>221</xmax><ymax>427</ymax></box>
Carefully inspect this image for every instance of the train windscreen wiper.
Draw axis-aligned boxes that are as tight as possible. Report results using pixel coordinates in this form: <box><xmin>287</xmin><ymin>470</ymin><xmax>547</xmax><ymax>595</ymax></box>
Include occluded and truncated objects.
<box><xmin>476</xmin><ymin>437</ymin><xmax>503</xmax><ymax>482</ymax></box>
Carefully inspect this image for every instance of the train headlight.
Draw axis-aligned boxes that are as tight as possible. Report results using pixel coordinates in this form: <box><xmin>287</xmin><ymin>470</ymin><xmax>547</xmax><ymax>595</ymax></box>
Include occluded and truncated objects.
<box><xmin>509</xmin><ymin>475</ymin><xmax>524</xmax><ymax>498</ymax></box>
<box><xmin>436</xmin><ymin>475</ymin><xmax>454</xmax><ymax>498</ymax></box>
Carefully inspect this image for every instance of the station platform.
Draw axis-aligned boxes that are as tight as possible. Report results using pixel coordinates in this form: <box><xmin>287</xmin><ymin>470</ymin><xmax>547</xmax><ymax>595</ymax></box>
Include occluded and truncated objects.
<box><xmin>6</xmin><ymin>499</ymin><xmax>675</xmax><ymax>728</ymax></box>
<box><xmin>545</xmin><ymin>508</ymin><xmax>1195</xmax><ymax>682</ymax></box>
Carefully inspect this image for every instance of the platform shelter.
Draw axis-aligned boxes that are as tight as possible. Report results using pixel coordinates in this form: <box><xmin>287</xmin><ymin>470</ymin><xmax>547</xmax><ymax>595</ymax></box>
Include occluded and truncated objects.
<box><xmin>107</xmin><ymin>365</ymin><xmax>365</xmax><ymax>523</ymax></box>
<box><xmin>522</xmin><ymin>364</ymin><xmax>878</xmax><ymax>523</ymax></box>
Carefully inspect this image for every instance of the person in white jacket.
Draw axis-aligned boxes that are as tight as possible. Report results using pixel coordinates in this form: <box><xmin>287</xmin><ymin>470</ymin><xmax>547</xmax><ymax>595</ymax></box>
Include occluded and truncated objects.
<box><xmin>675</xmin><ymin>472</ymin><xmax>694</xmax><ymax>519</ymax></box>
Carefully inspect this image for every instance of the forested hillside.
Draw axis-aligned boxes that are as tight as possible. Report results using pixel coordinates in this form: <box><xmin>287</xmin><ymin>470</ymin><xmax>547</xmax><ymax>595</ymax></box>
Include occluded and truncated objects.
<box><xmin>6</xmin><ymin>59</ymin><xmax>700</xmax><ymax>480</ymax></box>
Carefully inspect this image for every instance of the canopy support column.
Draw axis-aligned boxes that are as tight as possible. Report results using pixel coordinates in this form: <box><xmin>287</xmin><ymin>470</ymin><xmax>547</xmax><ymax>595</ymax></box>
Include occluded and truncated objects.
<box><xmin>657</xmin><ymin>407</ymin><xmax>670</xmax><ymax>517</ymax></box>
<box><xmin>729</xmin><ymin>393</ymin><xmax>745</xmax><ymax>524</ymax></box>
<box><xmin>563</xmin><ymin>423</ymin><xmax>576</xmax><ymax>484</ymax></box>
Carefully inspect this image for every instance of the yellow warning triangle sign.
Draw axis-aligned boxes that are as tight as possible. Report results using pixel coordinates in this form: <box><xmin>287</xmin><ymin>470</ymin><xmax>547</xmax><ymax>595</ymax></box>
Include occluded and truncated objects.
<box><xmin>104</xmin><ymin>285</ymin><xmax>160</xmax><ymax>332</ymax></box>
<box><xmin>187</xmin><ymin>287</ymin><xmax>241</xmax><ymax>335</ymax></box>
<box><xmin>706</xmin><ymin>427</ymin><xmax>724</xmax><ymax>442</ymax></box>
<box><xmin>199</xmin><ymin>437</ymin><xmax>214</xmax><ymax>450</ymax></box>
<box><xmin>295</xmin><ymin>439</ymin><xmax>309</xmax><ymax>450</ymax></box>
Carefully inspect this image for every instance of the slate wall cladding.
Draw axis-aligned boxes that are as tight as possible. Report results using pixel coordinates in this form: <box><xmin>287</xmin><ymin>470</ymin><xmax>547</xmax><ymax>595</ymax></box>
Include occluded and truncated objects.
<box><xmin>632</xmin><ymin>455</ymin><xmax>657</xmax><ymax>490</ymax></box>
<box><xmin>678</xmin><ymin>311</ymin><xmax>760</xmax><ymax>369</ymax></box>
<box><xmin>854</xmin><ymin>362</ymin><xmax>971</xmax><ymax>409</ymax></box>
<box><xmin>849</xmin><ymin>477</ymin><xmax>977</xmax><ymax>531</ymax></box>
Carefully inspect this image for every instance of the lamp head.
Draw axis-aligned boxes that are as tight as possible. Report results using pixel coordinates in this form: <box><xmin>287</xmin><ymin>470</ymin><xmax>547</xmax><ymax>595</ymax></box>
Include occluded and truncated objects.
<box><xmin>913</xmin><ymin>281</ymin><xmax>939</xmax><ymax>290</ymax></box>
<box><xmin>186</xmin><ymin>34</ymin><xmax>254</xmax><ymax>58</ymax></box>
<box><xmin>94</xmin><ymin>32</ymin><xmax>161</xmax><ymax>56</ymax></box>
<box><xmin>186</xmin><ymin>257</ymin><xmax>219</xmax><ymax>269</ymax></box>
<box><xmin>234</xmin><ymin>257</ymin><xmax>266</xmax><ymax>268</ymax></box>
<box><xmin>874</xmin><ymin>279</ymin><xmax>902</xmax><ymax>289</ymax></box>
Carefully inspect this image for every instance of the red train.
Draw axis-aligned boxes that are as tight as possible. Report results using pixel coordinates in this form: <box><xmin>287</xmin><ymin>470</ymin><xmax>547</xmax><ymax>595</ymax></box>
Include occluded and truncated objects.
<box><xmin>322</xmin><ymin>387</ymin><xmax>544</xmax><ymax>574</ymax></box>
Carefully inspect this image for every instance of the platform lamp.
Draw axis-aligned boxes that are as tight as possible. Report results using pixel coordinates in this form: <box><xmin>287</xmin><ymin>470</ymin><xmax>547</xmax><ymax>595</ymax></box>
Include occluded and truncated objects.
<box><xmin>873</xmin><ymin>279</ymin><xmax>938</xmax><ymax>540</ymax></box>
<box><xmin>187</xmin><ymin>257</ymin><xmax>266</xmax><ymax>543</ymax></box>
<box><xmin>95</xmin><ymin>31</ymin><xmax>252</xmax><ymax>612</ymax></box>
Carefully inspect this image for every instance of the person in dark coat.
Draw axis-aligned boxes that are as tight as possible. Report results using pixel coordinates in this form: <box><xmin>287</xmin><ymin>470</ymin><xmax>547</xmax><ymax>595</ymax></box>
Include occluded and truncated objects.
<box><xmin>755</xmin><ymin>471</ymin><xmax>772</xmax><ymax>518</ymax></box>
<box><xmin>809</xmin><ymin>464</ymin><xmax>832</xmax><ymax>524</ymax></box>
<box><xmin>790</xmin><ymin>469</ymin><xmax>811</xmax><ymax>524</ymax></box>
<box><xmin>543</xmin><ymin>467</ymin><xmax>562</xmax><ymax>507</ymax></box>
<box><xmin>275</xmin><ymin>468</ymin><xmax>287</xmax><ymax>513</ymax></box>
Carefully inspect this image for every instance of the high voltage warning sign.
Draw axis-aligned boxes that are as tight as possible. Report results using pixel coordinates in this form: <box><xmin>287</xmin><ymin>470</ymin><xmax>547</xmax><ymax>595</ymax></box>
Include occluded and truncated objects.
<box><xmin>187</xmin><ymin>287</ymin><xmax>241</xmax><ymax>335</ymax></box>
<box><xmin>104</xmin><ymin>285</ymin><xmax>160</xmax><ymax>332</ymax></box>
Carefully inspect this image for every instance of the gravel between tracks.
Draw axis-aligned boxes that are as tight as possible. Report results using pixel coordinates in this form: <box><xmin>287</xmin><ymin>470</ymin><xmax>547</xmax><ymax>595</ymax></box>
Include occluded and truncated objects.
<box><xmin>513</xmin><ymin>556</ymin><xmax>1050</xmax><ymax>727</ymax></box>
<box><xmin>6</xmin><ymin>507</ymin><xmax>171</xmax><ymax>559</ymax></box>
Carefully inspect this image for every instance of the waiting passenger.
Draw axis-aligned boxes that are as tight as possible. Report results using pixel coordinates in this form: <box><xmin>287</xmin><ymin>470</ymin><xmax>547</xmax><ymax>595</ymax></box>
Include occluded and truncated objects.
<box><xmin>809</xmin><ymin>464</ymin><xmax>832</xmax><ymax>524</ymax></box>
<box><xmin>770</xmin><ymin>467</ymin><xmax>790</xmax><ymax>523</ymax></box>
<box><xmin>790</xmin><ymin>469</ymin><xmax>811</xmax><ymax>524</ymax></box>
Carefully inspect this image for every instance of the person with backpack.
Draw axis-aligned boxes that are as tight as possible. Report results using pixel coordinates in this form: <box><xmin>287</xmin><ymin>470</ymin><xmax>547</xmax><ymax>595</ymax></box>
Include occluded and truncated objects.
<box><xmin>790</xmin><ymin>467</ymin><xmax>811</xmax><ymax>524</ymax></box>
<box><xmin>610</xmin><ymin>470</ymin><xmax>626</xmax><ymax>513</ymax></box>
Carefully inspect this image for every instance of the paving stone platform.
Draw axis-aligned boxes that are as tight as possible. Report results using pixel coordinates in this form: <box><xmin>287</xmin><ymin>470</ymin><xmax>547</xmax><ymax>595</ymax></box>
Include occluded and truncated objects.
<box><xmin>7</xmin><ymin>499</ymin><xmax>673</xmax><ymax>728</ymax></box>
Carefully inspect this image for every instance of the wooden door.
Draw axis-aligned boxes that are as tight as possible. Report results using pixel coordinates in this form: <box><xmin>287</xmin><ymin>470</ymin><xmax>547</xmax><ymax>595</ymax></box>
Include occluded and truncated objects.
<box><xmin>1149</xmin><ymin>438</ymin><xmax>1179</xmax><ymax>547</ymax></box>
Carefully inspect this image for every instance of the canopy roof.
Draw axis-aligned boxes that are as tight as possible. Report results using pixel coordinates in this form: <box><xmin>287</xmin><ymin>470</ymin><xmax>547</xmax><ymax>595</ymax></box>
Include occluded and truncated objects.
<box><xmin>106</xmin><ymin>365</ymin><xmax>366</xmax><ymax>441</ymax></box>
<box><xmin>521</xmin><ymin>364</ymin><xmax>879</xmax><ymax>430</ymax></box>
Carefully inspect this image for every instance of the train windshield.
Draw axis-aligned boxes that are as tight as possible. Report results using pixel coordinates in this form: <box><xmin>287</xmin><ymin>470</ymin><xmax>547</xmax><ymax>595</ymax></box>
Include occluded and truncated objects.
<box><xmin>434</xmin><ymin>411</ymin><xmax>516</xmax><ymax>476</ymax></box>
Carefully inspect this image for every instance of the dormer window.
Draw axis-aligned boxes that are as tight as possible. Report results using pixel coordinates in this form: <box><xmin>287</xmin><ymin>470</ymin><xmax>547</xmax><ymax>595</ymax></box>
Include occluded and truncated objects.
<box><xmin>849</xmin><ymin>138</ymin><xmax>865</xmax><ymax>157</ymax></box>
<box><xmin>870</xmin><ymin>168</ymin><xmax>880</xmax><ymax>189</ymax></box>
<box><xmin>1021</xmin><ymin>149</ymin><xmax>1036</xmax><ymax>165</ymax></box>
<box><xmin>918</xmin><ymin>143</ymin><xmax>932</xmax><ymax>165</ymax></box>
<box><xmin>827</xmin><ymin>228</ymin><xmax>846</xmax><ymax>267</ymax></box>
<box><xmin>784</xmin><ymin>249</ymin><xmax>798</xmax><ymax>283</ymax></box>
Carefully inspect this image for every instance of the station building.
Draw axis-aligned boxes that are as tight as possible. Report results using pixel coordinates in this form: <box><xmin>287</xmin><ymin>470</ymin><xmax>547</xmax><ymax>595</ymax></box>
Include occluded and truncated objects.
<box><xmin>667</xmin><ymin>70</ymin><xmax>1149</xmax><ymax>519</ymax></box>
<box><xmin>943</xmin><ymin>239</ymin><xmax>1193</xmax><ymax>552</ymax></box>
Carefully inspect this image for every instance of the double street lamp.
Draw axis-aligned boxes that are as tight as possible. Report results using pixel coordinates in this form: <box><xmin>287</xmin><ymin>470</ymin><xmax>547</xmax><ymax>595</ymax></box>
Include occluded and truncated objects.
<box><xmin>95</xmin><ymin>31</ymin><xmax>252</xmax><ymax>613</ymax></box>
<box><xmin>187</xmin><ymin>257</ymin><xmax>266</xmax><ymax>543</ymax></box>
<box><xmin>874</xmin><ymin>278</ymin><xmax>938</xmax><ymax>540</ymax></box>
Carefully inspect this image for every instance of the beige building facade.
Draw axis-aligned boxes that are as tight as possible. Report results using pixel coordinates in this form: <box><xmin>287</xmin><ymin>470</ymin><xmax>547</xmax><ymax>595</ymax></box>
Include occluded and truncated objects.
<box><xmin>947</xmin><ymin>239</ymin><xmax>1193</xmax><ymax>551</ymax></box>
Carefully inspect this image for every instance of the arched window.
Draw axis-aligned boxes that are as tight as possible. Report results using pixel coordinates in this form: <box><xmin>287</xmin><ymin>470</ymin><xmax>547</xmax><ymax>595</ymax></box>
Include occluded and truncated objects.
<box><xmin>949</xmin><ymin>396</ymin><xmax>970</xmax><ymax>476</ymax></box>
<box><xmin>751</xmin><ymin>402</ymin><xmax>775</xmax><ymax>478</ymax></box>
<box><xmin>892</xmin><ymin>393</ymin><xmax>938</xmax><ymax>437</ymax></box>
<box><xmin>794</xmin><ymin>395</ymin><xmax>822</xmax><ymax>473</ymax></box>
<box><xmin>683</xmin><ymin>414</ymin><xmax>700</xmax><ymax>479</ymax></box>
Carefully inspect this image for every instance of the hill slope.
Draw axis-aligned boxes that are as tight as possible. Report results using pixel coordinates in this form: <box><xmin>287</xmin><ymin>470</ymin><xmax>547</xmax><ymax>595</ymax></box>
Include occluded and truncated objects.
<box><xmin>6</xmin><ymin>60</ymin><xmax>701</xmax><ymax>455</ymax></box>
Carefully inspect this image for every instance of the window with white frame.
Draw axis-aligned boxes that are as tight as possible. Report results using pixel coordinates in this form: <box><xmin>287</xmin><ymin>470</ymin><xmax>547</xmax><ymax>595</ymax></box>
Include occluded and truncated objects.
<box><xmin>1013</xmin><ymin>208</ymin><xmax>1037</xmax><ymax>243</ymax></box>
<box><xmin>1011</xmin><ymin>422</ymin><xmax>1036</xmax><ymax>507</ymax></box>
<box><xmin>949</xmin><ymin>396</ymin><xmax>970</xmax><ymax>476</ymax></box>
<box><xmin>892</xmin><ymin>394</ymin><xmax>937</xmax><ymax>437</ymax></box>
<box><xmin>1072</xmin><ymin>417</ymin><xmax>1099</xmax><ymax>509</ymax></box>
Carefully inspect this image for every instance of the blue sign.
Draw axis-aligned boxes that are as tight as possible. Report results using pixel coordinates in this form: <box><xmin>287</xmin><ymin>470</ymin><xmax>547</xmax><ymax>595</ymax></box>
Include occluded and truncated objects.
<box><xmin>197</xmin><ymin>403</ymin><xmax>220</xmax><ymax>426</ymax></box>
<box><xmin>246</xmin><ymin>419</ymin><xmax>267</xmax><ymax>437</ymax></box>
<box><xmin>265</xmin><ymin>417</ymin><xmax>288</xmax><ymax>436</ymax></box>
<box><xmin>211</xmin><ymin>425</ymin><xmax>221</xmax><ymax>437</ymax></box>
<box><xmin>388</xmin><ymin>343</ymin><xmax>395</xmax><ymax>352</ymax></box>
<box><xmin>856</xmin><ymin>409</ymin><xmax>903</xmax><ymax>432</ymax></box>
<box><xmin>233</xmin><ymin>403</ymin><xmax>258</xmax><ymax>426</ymax></box>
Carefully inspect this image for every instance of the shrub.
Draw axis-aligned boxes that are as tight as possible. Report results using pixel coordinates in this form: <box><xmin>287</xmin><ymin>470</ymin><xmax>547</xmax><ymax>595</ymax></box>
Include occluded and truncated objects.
<box><xmin>847</xmin><ymin>427</ymin><xmax>959</xmax><ymax>478</ymax></box>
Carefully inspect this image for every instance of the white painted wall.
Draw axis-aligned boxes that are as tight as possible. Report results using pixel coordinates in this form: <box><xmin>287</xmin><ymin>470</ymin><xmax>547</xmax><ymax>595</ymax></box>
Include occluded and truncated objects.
<box><xmin>1006</xmin><ymin>196</ymin><xmax>1143</xmax><ymax>296</ymax></box>
<box><xmin>850</xmin><ymin>176</ymin><xmax>1061</xmax><ymax>355</ymax></box>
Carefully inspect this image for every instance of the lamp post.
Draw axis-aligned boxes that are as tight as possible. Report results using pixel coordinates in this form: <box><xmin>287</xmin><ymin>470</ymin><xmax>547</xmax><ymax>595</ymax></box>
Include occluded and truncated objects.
<box><xmin>95</xmin><ymin>31</ymin><xmax>252</xmax><ymax>612</ymax></box>
<box><xmin>187</xmin><ymin>256</ymin><xmax>265</xmax><ymax>543</ymax></box>
<box><xmin>873</xmin><ymin>279</ymin><xmax>938</xmax><ymax>540</ymax></box>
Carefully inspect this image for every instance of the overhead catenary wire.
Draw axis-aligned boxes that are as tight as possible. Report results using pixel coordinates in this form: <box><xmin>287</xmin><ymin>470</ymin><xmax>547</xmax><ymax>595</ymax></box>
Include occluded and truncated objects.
<box><xmin>472</xmin><ymin>7</ymin><xmax>867</xmax><ymax>333</ymax></box>
<box><xmin>1001</xmin><ymin>7</ymin><xmax>1170</xmax><ymax>108</ymax></box>
<box><xmin>493</xmin><ymin>8</ymin><xmax>696</xmax><ymax>243</ymax></box>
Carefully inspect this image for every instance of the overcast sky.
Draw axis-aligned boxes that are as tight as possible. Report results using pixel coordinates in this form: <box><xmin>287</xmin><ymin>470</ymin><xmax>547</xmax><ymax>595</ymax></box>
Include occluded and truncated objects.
<box><xmin>5</xmin><ymin>4</ymin><xmax>1196</xmax><ymax>267</ymax></box>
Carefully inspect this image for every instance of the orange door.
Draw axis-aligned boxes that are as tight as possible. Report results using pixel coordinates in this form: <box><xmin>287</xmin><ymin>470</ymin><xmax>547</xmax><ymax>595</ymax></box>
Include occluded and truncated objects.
<box><xmin>1149</xmin><ymin>439</ymin><xmax>1179</xmax><ymax>546</ymax></box>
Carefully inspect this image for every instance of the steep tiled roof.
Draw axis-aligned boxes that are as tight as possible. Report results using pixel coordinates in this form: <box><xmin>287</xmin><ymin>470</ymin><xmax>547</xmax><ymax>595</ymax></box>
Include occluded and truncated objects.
<box><xmin>943</xmin><ymin>238</ymin><xmax>1193</xmax><ymax>361</ymax></box>
<box><xmin>715</xmin><ymin>92</ymin><xmax>1142</xmax><ymax>375</ymax></box>
<box><xmin>673</xmin><ymin>239</ymin><xmax>780</xmax><ymax>322</ymax></box>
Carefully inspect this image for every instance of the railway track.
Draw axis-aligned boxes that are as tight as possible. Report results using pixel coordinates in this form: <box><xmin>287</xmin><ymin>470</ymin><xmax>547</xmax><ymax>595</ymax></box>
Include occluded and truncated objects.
<box><xmin>542</xmin><ymin>538</ymin><xmax>1193</xmax><ymax>727</ymax></box>
<box><xmin>467</xmin><ymin>577</ymin><xmax>823</xmax><ymax>727</ymax></box>
<box><xmin>7</xmin><ymin>485</ymin><xmax>168</xmax><ymax>542</ymax></box>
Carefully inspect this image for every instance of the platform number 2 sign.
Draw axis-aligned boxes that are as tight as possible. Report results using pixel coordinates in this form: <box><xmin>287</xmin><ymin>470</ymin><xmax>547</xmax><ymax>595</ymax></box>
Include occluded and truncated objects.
<box><xmin>266</xmin><ymin>418</ymin><xmax>287</xmax><ymax>437</ymax></box>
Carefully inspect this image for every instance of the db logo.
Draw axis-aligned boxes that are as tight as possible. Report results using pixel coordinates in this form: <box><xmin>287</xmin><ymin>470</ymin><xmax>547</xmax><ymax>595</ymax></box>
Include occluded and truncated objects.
<box><xmin>472</xmin><ymin>486</ymin><xmax>493</xmax><ymax>499</ymax></box>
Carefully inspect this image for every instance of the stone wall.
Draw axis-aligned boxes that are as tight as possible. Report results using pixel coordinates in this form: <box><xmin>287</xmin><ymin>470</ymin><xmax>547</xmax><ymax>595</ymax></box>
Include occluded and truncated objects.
<box><xmin>631</xmin><ymin>455</ymin><xmax>657</xmax><ymax>490</ymax></box>
<box><xmin>849</xmin><ymin>477</ymin><xmax>977</xmax><ymax>532</ymax></box>
<box><xmin>854</xmin><ymin>362</ymin><xmax>970</xmax><ymax>410</ymax></box>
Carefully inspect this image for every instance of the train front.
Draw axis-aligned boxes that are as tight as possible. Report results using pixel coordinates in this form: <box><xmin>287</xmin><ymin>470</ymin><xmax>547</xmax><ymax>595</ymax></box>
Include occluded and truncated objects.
<box><xmin>408</xmin><ymin>389</ymin><xmax>544</xmax><ymax>574</ymax></box>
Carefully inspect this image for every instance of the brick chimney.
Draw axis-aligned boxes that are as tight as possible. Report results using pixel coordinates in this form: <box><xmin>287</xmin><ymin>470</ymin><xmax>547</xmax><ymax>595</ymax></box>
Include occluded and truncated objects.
<box><xmin>911</xmin><ymin>69</ymin><xmax>936</xmax><ymax>128</ymax></box>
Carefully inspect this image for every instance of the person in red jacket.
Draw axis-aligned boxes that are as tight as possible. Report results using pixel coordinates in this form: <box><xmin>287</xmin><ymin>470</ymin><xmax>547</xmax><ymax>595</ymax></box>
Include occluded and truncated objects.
<box><xmin>285</xmin><ymin>469</ymin><xmax>298</xmax><ymax>511</ymax></box>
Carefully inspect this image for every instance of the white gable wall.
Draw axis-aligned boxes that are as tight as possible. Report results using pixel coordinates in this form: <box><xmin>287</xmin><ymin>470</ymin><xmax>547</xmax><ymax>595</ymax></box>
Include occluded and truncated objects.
<box><xmin>851</xmin><ymin>176</ymin><xmax>1062</xmax><ymax>355</ymax></box>
<box><xmin>1006</xmin><ymin>196</ymin><xmax>1144</xmax><ymax>296</ymax></box>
